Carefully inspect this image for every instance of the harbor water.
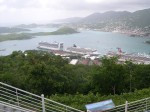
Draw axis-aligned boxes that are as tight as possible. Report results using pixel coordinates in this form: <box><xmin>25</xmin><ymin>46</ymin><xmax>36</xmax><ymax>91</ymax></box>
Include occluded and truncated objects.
<box><xmin>0</xmin><ymin>27</ymin><xmax>150</xmax><ymax>56</ymax></box>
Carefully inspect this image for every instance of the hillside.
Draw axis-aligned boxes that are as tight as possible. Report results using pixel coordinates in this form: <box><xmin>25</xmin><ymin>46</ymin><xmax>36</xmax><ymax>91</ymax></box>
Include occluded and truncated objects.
<box><xmin>64</xmin><ymin>8</ymin><xmax>150</xmax><ymax>37</ymax></box>
<box><xmin>79</xmin><ymin>11</ymin><xmax>131</xmax><ymax>24</ymax></box>
<box><xmin>33</xmin><ymin>27</ymin><xmax>79</xmax><ymax>35</ymax></box>
<box><xmin>50</xmin><ymin>27</ymin><xmax>79</xmax><ymax>34</ymax></box>
<box><xmin>1</xmin><ymin>50</ymin><xmax>150</xmax><ymax>110</ymax></box>
<box><xmin>79</xmin><ymin>8</ymin><xmax>150</xmax><ymax>27</ymax></box>
<box><xmin>0</xmin><ymin>33</ymin><xmax>32</xmax><ymax>42</ymax></box>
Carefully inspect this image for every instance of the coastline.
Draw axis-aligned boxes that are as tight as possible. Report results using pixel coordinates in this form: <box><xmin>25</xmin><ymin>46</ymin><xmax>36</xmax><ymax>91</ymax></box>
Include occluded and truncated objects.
<box><xmin>0</xmin><ymin>27</ymin><xmax>150</xmax><ymax>43</ymax></box>
<box><xmin>0</xmin><ymin>27</ymin><xmax>79</xmax><ymax>42</ymax></box>
<box><xmin>89</xmin><ymin>28</ymin><xmax>150</xmax><ymax>38</ymax></box>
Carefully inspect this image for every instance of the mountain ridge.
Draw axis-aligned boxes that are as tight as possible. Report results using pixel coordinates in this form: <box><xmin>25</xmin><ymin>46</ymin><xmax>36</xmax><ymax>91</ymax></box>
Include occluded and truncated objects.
<box><xmin>64</xmin><ymin>8</ymin><xmax>150</xmax><ymax>37</ymax></box>
<box><xmin>54</xmin><ymin>17</ymin><xmax>82</xmax><ymax>23</ymax></box>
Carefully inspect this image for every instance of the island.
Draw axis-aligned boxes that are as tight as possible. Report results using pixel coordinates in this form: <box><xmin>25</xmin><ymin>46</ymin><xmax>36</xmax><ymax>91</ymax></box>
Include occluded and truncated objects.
<box><xmin>0</xmin><ymin>27</ymin><xmax>79</xmax><ymax>42</ymax></box>
<box><xmin>0</xmin><ymin>27</ymin><xmax>30</xmax><ymax>33</ymax></box>
<box><xmin>33</xmin><ymin>26</ymin><xmax>79</xmax><ymax>36</ymax></box>
<box><xmin>146</xmin><ymin>40</ymin><xmax>150</xmax><ymax>44</ymax></box>
<box><xmin>0</xmin><ymin>33</ymin><xmax>33</xmax><ymax>42</ymax></box>
<box><xmin>15</xmin><ymin>23</ymin><xmax>62</xmax><ymax>28</ymax></box>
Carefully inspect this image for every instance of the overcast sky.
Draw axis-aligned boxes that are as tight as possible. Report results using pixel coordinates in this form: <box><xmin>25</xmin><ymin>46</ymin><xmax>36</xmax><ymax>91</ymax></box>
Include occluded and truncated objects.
<box><xmin>0</xmin><ymin>0</ymin><xmax>150</xmax><ymax>26</ymax></box>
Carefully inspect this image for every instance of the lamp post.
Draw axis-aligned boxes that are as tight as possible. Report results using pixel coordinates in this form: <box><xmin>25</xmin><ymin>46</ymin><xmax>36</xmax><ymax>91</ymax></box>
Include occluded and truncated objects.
<box><xmin>130</xmin><ymin>73</ymin><xmax>132</xmax><ymax>92</ymax></box>
<box><xmin>127</xmin><ymin>61</ymin><xmax>133</xmax><ymax>93</ymax></box>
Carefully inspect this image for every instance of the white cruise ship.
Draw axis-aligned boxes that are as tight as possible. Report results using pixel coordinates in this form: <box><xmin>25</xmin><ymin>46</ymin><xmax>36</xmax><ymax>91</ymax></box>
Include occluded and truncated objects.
<box><xmin>66</xmin><ymin>45</ymin><xmax>97</xmax><ymax>55</ymax></box>
<box><xmin>37</xmin><ymin>41</ymin><xmax>64</xmax><ymax>51</ymax></box>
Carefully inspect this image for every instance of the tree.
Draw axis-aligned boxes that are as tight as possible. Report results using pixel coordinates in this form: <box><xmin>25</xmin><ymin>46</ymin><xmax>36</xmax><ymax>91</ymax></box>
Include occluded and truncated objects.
<box><xmin>92</xmin><ymin>57</ymin><xmax>128</xmax><ymax>95</ymax></box>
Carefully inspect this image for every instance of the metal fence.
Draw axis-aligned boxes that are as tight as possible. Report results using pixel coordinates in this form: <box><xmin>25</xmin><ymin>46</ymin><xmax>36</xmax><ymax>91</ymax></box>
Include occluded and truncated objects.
<box><xmin>0</xmin><ymin>82</ymin><xmax>84</xmax><ymax>112</ymax></box>
<box><xmin>1</xmin><ymin>81</ymin><xmax>150</xmax><ymax>112</ymax></box>
<box><xmin>0</xmin><ymin>101</ymin><xmax>33</xmax><ymax>112</ymax></box>
<box><xmin>106</xmin><ymin>98</ymin><xmax>150</xmax><ymax>112</ymax></box>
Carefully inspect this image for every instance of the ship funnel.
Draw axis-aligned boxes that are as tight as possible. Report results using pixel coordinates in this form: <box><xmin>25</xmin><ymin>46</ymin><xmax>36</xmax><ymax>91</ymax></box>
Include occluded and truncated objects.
<box><xmin>59</xmin><ymin>43</ymin><xmax>64</xmax><ymax>51</ymax></box>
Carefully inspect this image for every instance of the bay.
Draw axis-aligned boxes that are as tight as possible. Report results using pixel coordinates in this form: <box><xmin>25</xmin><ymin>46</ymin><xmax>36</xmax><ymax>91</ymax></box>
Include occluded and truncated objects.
<box><xmin>0</xmin><ymin>27</ymin><xmax>150</xmax><ymax>56</ymax></box>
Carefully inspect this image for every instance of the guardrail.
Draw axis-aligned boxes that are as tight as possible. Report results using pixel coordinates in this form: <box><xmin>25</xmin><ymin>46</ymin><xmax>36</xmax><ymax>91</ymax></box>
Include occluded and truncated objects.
<box><xmin>0</xmin><ymin>82</ymin><xmax>84</xmax><ymax>112</ymax></box>
<box><xmin>106</xmin><ymin>97</ymin><xmax>150</xmax><ymax>112</ymax></box>
<box><xmin>0</xmin><ymin>101</ymin><xmax>33</xmax><ymax>112</ymax></box>
<box><xmin>1</xmin><ymin>81</ymin><xmax>150</xmax><ymax>112</ymax></box>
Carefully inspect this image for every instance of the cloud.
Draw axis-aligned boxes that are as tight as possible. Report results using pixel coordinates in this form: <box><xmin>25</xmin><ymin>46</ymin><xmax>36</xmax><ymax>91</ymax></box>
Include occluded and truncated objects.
<box><xmin>0</xmin><ymin>0</ymin><xmax>42</xmax><ymax>9</ymax></box>
<box><xmin>0</xmin><ymin>0</ymin><xmax>150</xmax><ymax>25</ymax></box>
<box><xmin>0</xmin><ymin>0</ymin><xmax>150</xmax><ymax>11</ymax></box>
<box><xmin>57</xmin><ymin>0</ymin><xmax>150</xmax><ymax>12</ymax></box>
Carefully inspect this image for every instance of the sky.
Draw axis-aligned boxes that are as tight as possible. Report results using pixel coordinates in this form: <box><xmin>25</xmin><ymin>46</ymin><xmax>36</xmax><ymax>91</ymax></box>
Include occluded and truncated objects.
<box><xmin>0</xmin><ymin>0</ymin><xmax>150</xmax><ymax>26</ymax></box>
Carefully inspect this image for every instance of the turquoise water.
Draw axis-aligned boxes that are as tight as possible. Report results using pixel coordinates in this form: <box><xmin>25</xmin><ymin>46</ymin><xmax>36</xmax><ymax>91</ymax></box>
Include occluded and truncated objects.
<box><xmin>0</xmin><ymin>28</ymin><xmax>150</xmax><ymax>56</ymax></box>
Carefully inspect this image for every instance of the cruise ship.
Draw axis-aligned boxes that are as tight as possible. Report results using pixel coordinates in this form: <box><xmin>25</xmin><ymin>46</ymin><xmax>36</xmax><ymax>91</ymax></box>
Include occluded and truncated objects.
<box><xmin>66</xmin><ymin>45</ymin><xmax>97</xmax><ymax>55</ymax></box>
<box><xmin>37</xmin><ymin>42</ymin><xmax>98</xmax><ymax>55</ymax></box>
<box><xmin>37</xmin><ymin>41</ymin><xmax>64</xmax><ymax>51</ymax></box>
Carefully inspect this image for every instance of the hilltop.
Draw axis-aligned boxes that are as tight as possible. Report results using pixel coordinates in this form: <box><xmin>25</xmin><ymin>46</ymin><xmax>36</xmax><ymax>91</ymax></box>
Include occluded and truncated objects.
<box><xmin>33</xmin><ymin>26</ymin><xmax>79</xmax><ymax>35</ymax></box>
<box><xmin>50</xmin><ymin>26</ymin><xmax>79</xmax><ymax>35</ymax></box>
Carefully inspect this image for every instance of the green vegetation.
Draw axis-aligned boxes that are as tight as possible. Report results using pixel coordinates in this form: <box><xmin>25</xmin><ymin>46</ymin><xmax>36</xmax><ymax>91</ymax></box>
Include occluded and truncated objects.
<box><xmin>50</xmin><ymin>27</ymin><xmax>79</xmax><ymax>34</ymax></box>
<box><xmin>0</xmin><ymin>27</ymin><xmax>79</xmax><ymax>42</ymax></box>
<box><xmin>32</xmin><ymin>27</ymin><xmax>79</xmax><ymax>36</ymax></box>
<box><xmin>0</xmin><ymin>50</ymin><xmax>150</xmax><ymax>110</ymax></box>
<box><xmin>146</xmin><ymin>40</ymin><xmax>150</xmax><ymax>44</ymax></box>
<box><xmin>70</xmin><ymin>8</ymin><xmax>150</xmax><ymax>37</ymax></box>
<box><xmin>50</xmin><ymin>88</ymin><xmax>150</xmax><ymax>110</ymax></box>
<box><xmin>0</xmin><ymin>33</ymin><xmax>33</xmax><ymax>41</ymax></box>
